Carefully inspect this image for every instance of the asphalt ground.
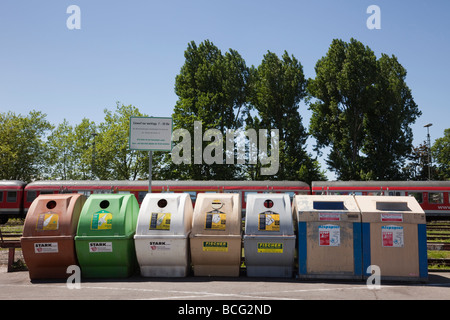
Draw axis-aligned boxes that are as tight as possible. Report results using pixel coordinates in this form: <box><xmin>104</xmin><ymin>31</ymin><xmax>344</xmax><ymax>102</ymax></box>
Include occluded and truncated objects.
<box><xmin>1</xmin><ymin>267</ymin><xmax>449</xmax><ymax>301</ymax></box>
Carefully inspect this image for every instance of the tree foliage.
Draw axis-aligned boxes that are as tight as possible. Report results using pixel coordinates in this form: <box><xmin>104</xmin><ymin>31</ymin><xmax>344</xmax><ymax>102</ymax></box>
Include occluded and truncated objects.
<box><xmin>0</xmin><ymin>111</ymin><xmax>52</xmax><ymax>182</ymax></box>
<box><xmin>308</xmin><ymin>38</ymin><xmax>421</xmax><ymax>180</ymax></box>
<box><xmin>432</xmin><ymin>128</ymin><xmax>450</xmax><ymax>180</ymax></box>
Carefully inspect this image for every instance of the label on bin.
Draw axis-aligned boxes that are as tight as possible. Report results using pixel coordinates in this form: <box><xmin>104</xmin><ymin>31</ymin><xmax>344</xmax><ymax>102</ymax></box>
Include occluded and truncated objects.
<box><xmin>319</xmin><ymin>213</ymin><xmax>341</xmax><ymax>221</ymax></box>
<box><xmin>381</xmin><ymin>213</ymin><xmax>403</xmax><ymax>222</ymax></box>
<box><xmin>204</xmin><ymin>210</ymin><xmax>226</xmax><ymax>230</ymax></box>
<box><xmin>202</xmin><ymin>241</ymin><xmax>228</xmax><ymax>252</ymax></box>
<box><xmin>91</xmin><ymin>210</ymin><xmax>113</xmax><ymax>230</ymax></box>
<box><xmin>381</xmin><ymin>225</ymin><xmax>404</xmax><ymax>247</ymax></box>
<box><xmin>258</xmin><ymin>212</ymin><xmax>280</xmax><ymax>231</ymax></box>
<box><xmin>36</xmin><ymin>213</ymin><xmax>59</xmax><ymax>231</ymax></box>
<box><xmin>257</xmin><ymin>242</ymin><xmax>283</xmax><ymax>253</ymax></box>
<box><xmin>34</xmin><ymin>242</ymin><xmax>58</xmax><ymax>253</ymax></box>
<box><xmin>319</xmin><ymin>225</ymin><xmax>340</xmax><ymax>246</ymax></box>
<box><xmin>149</xmin><ymin>213</ymin><xmax>171</xmax><ymax>230</ymax></box>
<box><xmin>89</xmin><ymin>242</ymin><xmax>113</xmax><ymax>252</ymax></box>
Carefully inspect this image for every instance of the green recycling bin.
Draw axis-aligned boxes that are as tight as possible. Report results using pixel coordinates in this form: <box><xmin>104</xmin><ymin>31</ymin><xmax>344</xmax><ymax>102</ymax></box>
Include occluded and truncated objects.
<box><xmin>75</xmin><ymin>194</ymin><xmax>139</xmax><ymax>278</ymax></box>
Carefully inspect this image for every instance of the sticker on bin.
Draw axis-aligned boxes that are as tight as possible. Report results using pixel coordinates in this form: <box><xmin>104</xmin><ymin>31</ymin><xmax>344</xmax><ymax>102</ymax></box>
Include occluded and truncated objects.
<box><xmin>381</xmin><ymin>213</ymin><xmax>403</xmax><ymax>222</ymax></box>
<box><xmin>36</xmin><ymin>213</ymin><xmax>59</xmax><ymax>231</ymax></box>
<box><xmin>382</xmin><ymin>225</ymin><xmax>404</xmax><ymax>247</ymax></box>
<box><xmin>89</xmin><ymin>242</ymin><xmax>113</xmax><ymax>252</ymax></box>
<box><xmin>202</xmin><ymin>241</ymin><xmax>228</xmax><ymax>252</ymax></box>
<box><xmin>149</xmin><ymin>241</ymin><xmax>171</xmax><ymax>251</ymax></box>
<box><xmin>91</xmin><ymin>210</ymin><xmax>113</xmax><ymax>230</ymax></box>
<box><xmin>319</xmin><ymin>212</ymin><xmax>341</xmax><ymax>221</ymax></box>
<box><xmin>34</xmin><ymin>242</ymin><xmax>58</xmax><ymax>253</ymax></box>
<box><xmin>149</xmin><ymin>213</ymin><xmax>171</xmax><ymax>230</ymax></box>
<box><xmin>258</xmin><ymin>212</ymin><xmax>280</xmax><ymax>231</ymax></box>
<box><xmin>204</xmin><ymin>211</ymin><xmax>226</xmax><ymax>230</ymax></box>
<box><xmin>257</xmin><ymin>242</ymin><xmax>283</xmax><ymax>253</ymax></box>
<box><xmin>319</xmin><ymin>225</ymin><xmax>340</xmax><ymax>246</ymax></box>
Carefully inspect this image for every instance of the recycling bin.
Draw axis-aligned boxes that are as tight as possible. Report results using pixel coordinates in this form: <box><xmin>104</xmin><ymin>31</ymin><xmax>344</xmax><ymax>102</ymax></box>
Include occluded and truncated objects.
<box><xmin>75</xmin><ymin>194</ymin><xmax>139</xmax><ymax>278</ymax></box>
<box><xmin>134</xmin><ymin>193</ymin><xmax>194</xmax><ymax>277</ymax></box>
<box><xmin>21</xmin><ymin>194</ymin><xmax>86</xmax><ymax>280</ymax></box>
<box><xmin>355</xmin><ymin>196</ymin><xmax>428</xmax><ymax>282</ymax></box>
<box><xmin>243</xmin><ymin>194</ymin><xmax>295</xmax><ymax>277</ymax></box>
<box><xmin>190</xmin><ymin>193</ymin><xmax>242</xmax><ymax>277</ymax></box>
<box><xmin>294</xmin><ymin>195</ymin><xmax>363</xmax><ymax>280</ymax></box>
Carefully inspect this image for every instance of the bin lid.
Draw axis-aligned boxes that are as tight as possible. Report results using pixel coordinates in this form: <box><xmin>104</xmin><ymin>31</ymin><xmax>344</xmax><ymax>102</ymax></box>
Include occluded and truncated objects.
<box><xmin>76</xmin><ymin>194</ymin><xmax>139</xmax><ymax>237</ymax></box>
<box><xmin>293</xmin><ymin>195</ymin><xmax>361</xmax><ymax>222</ymax></box>
<box><xmin>245</xmin><ymin>193</ymin><xmax>293</xmax><ymax>236</ymax></box>
<box><xmin>191</xmin><ymin>193</ymin><xmax>241</xmax><ymax>236</ymax></box>
<box><xmin>354</xmin><ymin>196</ymin><xmax>425</xmax><ymax>223</ymax></box>
<box><xmin>22</xmin><ymin>194</ymin><xmax>86</xmax><ymax>238</ymax></box>
<box><xmin>135</xmin><ymin>193</ymin><xmax>193</xmax><ymax>237</ymax></box>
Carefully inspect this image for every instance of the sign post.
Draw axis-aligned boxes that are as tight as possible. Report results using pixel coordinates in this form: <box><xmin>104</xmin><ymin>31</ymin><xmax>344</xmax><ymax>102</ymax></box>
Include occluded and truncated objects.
<box><xmin>129</xmin><ymin>117</ymin><xmax>173</xmax><ymax>193</ymax></box>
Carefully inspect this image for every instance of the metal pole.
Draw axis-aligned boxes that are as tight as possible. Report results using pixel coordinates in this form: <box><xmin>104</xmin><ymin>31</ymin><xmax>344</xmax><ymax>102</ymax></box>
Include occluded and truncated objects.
<box><xmin>424</xmin><ymin>123</ymin><xmax>433</xmax><ymax>181</ymax></box>
<box><xmin>148</xmin><ymin>151</ymin><xmax>153</xmax><ymax>193</ymax></box>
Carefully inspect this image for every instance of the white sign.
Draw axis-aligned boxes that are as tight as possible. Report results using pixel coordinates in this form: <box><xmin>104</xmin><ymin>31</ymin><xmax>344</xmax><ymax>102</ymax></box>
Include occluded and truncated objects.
<box><xmin>129</xmin><ymin>117</ymin><xmax>173</xmax><ymax>151</ymax></box>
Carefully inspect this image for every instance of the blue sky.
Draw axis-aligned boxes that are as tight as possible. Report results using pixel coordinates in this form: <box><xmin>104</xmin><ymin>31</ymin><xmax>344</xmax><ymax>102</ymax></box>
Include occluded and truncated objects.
<box><xmin>1</xmin><ymin>0</ymin><xmax>449</xmax><ymax>178</ymax></box>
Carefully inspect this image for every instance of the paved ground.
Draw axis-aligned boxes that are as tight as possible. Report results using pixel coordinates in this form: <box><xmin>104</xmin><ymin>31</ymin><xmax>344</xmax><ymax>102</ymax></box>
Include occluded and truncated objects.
<box><xmin>1</xmin><ymin>267</ymin><xmax>449</xmax><ymax>301</ymax></box>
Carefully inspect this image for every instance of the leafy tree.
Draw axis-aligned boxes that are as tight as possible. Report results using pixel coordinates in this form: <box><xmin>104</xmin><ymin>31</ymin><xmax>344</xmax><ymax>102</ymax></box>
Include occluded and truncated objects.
<box><xmin>96</xmin><ymin>103</ymin><xmax>149</xmax><ymax>180</ymax></box>
<box><xmin>0</xmin><ymin>111</ymin><xmax>52</xmax><ymax>182</ymax></box>
<box><xmin>46</xmin><ymin>118</ymin><xmax>97</xmax><ymax>180</ymax></box>
<box><xmin>432</xmin><ymin>128</ymin><xmax>450</xmax><ymax>180</ymax></box>
<box><xmin>167</xmin><ymin>40</ymin><xmax>250</xmax><ymax>180</ymax></box>
<box><xmin>308</xmin><ymin>38</ymin><xmax>421</xmax><ymax>180</ymax></box>
<box><xmin>248</xmin><ymin>50</ymin><xmax>325</xmax><ymax>183</ymax></box>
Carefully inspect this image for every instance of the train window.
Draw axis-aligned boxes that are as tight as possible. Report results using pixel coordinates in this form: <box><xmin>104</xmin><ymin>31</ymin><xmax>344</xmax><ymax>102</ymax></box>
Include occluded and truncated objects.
<box><xmin>26</xmin><ymin>191</ymin><xmax>37</xmax><ymax>203</ymax></box>
<box><xmin>0</xmin><ymin>192</ymin><xmax>3</xmax><ymax>202</ymax></box>
<box><xmin>429</xmin><ymin>192</ymin><xmax>444</xmax><ymax>204</ymax></box>
<box><xmin>40</xmin><ymin>191</ymin><xmax>54</xmax><ymax>195</ymax></box>
<box><xmin>409</xmin><ymin>192</ymin><xmax>423</xmax><ymax>204</ymax></box>
<box><xmin>138</xmin><ymin>191</ymin><xmax>147</xmax><ymax>203</ymax></box>
<box><xmin>244</xmin><ymin>192</ymin><xmax>257</xmax><ymax>203</ymax></box>
<box><xmin>186</xmin><ymin>191</ymin><xmax>197</xmax><ymax>203</ymax></box>
<box><xmin>6</xmin><ymin>191</ymin><xmax>17</xmax><ymax>202</ymax></box>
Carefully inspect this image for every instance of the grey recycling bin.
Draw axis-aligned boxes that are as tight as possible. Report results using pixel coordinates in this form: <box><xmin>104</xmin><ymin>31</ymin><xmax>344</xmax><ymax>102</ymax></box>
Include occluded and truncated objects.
<box><xmin>243</xmin><ymin>194</ymin><xmax>295</xmax><ymax>277</ymax></box>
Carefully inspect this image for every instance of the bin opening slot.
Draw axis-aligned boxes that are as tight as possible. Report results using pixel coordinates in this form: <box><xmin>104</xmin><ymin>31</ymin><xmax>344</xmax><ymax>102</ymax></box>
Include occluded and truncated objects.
<box><xmin>313</xmin><ymin>201</ymin><xmax>345</xmax><ymax>210</ymax></box>
<box><xmin>376</xmin><ymin>201</ymin><xmax>410</xmax><ymax>211</ymax></box>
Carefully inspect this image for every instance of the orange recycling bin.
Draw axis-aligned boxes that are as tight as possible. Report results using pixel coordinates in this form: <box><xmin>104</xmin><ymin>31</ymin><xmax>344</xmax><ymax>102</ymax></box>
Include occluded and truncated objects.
<box><xmin>21</xmin><ymin>194</ymin><xmax>86</xmax><ymax>280</ymax></box>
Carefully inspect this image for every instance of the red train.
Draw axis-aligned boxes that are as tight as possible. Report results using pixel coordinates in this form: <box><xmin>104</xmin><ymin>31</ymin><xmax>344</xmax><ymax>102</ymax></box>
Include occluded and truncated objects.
<box><xmin>1</xmin><ymin>180</ymin><xmax>450</xmax><ymax>223</ymax></box>
<box><xmin>312</xmin><ymin>181</ymin><xmax>450</xmax><ymax>220</ymax></box>
<box><xmin>0</xmin><ymin>180</ymin><xmax>310</xmax><ymax>224</ymax></box>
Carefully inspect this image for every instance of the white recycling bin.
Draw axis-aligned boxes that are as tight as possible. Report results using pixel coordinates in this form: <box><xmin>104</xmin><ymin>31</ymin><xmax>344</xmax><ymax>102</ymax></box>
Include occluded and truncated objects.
<box><xmin>134</xmin><ymin>193</ymin><xmax>194</xmax><ymax>277</ymax></box>
<box><xmin>243</xmin><ymin>194</ymin><xmax>296</xmax><ymax>277</ymax></box>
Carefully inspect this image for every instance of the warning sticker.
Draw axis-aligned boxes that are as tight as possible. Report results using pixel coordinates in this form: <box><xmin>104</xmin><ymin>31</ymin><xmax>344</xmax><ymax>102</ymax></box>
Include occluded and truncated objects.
<box><xmin>319</xmin><ymin>225</ymin><xmax>340</xmax><ymax>246</ymax></box>
<box><xmin>319</xmin><ymin>213</ymin><xmax>341</xmax><ymax>221</ymax></box>
<box><xmin>382</xmin><ymin>225</ymin><xmax>404</xmax><ymax>247</ymax></box>
<box><xmin>36</xmin><ymin>213</ymin><xmax>59</xmax><ymax>231</ymax></box>
<box><xmin>202</xmin><ymin>241</ymin><xmax>228</xmax><ymax>252</ymax></box>
<box><xmin>149</xmin><ymin>213</ymin><xmax>171</xmax><ymax>230</ymax></box>
<box><xmin>91</xmin><ymin>210</ymin><xmax>113</xmax><ymax>230</ymax></box>
<box><xmin>257</xmin><ymin>242</ymin><xmax>283</xmax><ymax>253</ymax></box>
<box><xmin>258</xmin><ymin>212</ymin><xmax>280</xmax><ymax>231</ymax></box>
<box><xmin>205</xmin><ymin>211</ymin><xmax>226</xmax><ymax>230</ymax></box>
<box><xmin>89</xmin><ymin>242</ymin><xmax>113</xmax><ymax>252</ymax></box>
<box><xmin>381</xmin><ymin>213</ymin><xmax>403</xmax><ymax>222</ymax></box>
<box><xmin>34</xmin><ymin>242</ymin><xmax>58</xmax><ymax>253</ymax></box>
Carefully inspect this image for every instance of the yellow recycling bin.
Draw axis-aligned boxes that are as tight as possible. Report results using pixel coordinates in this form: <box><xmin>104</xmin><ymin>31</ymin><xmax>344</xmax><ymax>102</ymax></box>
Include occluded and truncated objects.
<box><xmin>190</xmin><ymin>193</ymin><xmax>242</xmax><ymax>277</ymax></box>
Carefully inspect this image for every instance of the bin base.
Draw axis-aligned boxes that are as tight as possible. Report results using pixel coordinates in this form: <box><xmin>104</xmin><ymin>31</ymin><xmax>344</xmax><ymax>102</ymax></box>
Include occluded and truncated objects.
<box><xmin>246</xmin><ymin>266</ymin><xmax>293</xmax><ymax>278</ymax></box>
<box><xmin>140</xmin><ymin>265</ymin><xmax>190</xmax><ymax>277</ymax></box>
<box><xmin>193</xmin><ymin>265</ymin><xmax>240</xmax><ymax>277</ymax></box>
<box><xmin>298</xmin><ymin>273</ymin><xmax>363</xmax><ymax>280</ymax></box>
